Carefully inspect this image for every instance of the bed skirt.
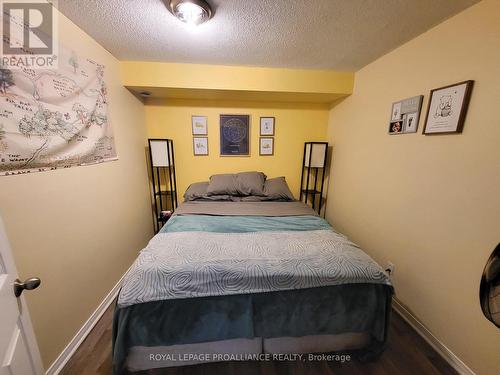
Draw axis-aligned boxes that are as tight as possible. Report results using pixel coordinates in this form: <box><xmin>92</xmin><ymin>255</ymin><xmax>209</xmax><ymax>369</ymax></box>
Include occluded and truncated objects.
<box><xmin>113</xmin><ymin>284</ymin><xmax>393</xmax><ymax>374</ymax></box>
<box><xmin>125</xmin><ymin>332</ymin><xmax>370</xmax><ymax>371</ymax></box>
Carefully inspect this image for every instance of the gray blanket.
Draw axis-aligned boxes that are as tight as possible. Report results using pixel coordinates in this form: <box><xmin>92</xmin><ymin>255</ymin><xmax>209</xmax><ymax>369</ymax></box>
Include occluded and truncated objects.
<box><xmin>118</xmin><ymin>230</ymin><xmax>391</xmax><ymax>307</ymax></box>
<box><xmin>174</xmin><ymin>201</ymin><xmax>318</xmax><ymax>216</ymax></box>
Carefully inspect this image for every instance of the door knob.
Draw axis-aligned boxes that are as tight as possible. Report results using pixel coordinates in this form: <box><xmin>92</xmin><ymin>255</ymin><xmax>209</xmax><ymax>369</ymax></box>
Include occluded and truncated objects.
<box><xmin>13</xmin><ymin>277</ymin><xmax>41</xmax><ymax>297</ymax></box>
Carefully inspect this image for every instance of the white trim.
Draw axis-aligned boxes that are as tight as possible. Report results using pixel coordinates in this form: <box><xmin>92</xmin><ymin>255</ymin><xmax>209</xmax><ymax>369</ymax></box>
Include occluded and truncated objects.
<box><xmin>45</xmin><ymin>270</ymin><xmax>128</xmax><ymax>375</ymax></box>
<box><xmin>392</xmin><ymin>297</ymin><xmax>475</xmax><ymax>375</ymax></box>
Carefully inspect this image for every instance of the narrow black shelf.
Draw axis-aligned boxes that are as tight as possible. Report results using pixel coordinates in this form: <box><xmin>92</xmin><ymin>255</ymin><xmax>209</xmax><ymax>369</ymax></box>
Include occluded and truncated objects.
<box><xmin>301</xmin><ymin>189</ymin><xmax>321</xmax><ymax>195</ymax></box>
<box><xmin>148</xmin><ymin>138</ymin><xmax>178</xmax><ymax>234</ymax></box>
<box><xmin>155</xmin><ymin>191</ymin><xmax>173</xmax><ymax>196</ymax></box>
<box><xmin>299</xmin><ymin>142</ymin><xmax>328</xmax><ymax>215</ymax></box>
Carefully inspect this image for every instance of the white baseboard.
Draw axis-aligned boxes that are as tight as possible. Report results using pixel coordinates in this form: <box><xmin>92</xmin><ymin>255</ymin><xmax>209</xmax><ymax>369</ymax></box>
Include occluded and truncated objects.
<box><xmin>392</xmin><ymin>297</ymin><xmax>475</xmax><ymax>375</ymax></box>
<box><xmin>45</xmin><ymin>270</ymin><xmax>128</xmax><ymax>375</ymax></box>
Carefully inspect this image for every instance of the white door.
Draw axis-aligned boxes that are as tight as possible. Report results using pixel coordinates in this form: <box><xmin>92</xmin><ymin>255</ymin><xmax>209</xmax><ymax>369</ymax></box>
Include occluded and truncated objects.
<box><xmin>0</xmin><ymin>217</ymin><xmax>44</xmax><ymax>375</ymax></box>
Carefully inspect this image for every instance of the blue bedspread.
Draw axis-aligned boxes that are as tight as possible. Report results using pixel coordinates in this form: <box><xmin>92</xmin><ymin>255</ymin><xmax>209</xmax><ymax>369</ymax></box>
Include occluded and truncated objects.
<box><xmin>161</xmin><ymin>215</ymin><xmax>332</xmax><ymax>233</ymax></box>
<box><xmin>113</xmin><ymin>211</ymin><xmax>393</xmax><ymax>374</ymax></box>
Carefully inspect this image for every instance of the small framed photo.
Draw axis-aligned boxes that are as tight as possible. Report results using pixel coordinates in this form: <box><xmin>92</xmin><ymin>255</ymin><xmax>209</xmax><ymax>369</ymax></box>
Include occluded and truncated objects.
<box><xmin>260</xmin><ymin>117</ymin><xmax>275</xmax><ymax>136</ymax></box>
<box><xmin>192</xmin><ymin>116</ymin><xmax>208</xmax><ymax>135</ymax></box>
<box><xmin>259</xmin><ymin>137</ymin><xmax>274</xmax><ymax>156</ymax></box>
<box><xmin>389</xmin><ymin>120</ymin><xmax>404</xmax><ymax>134</ymax></box>
<box><xmin>403</xmin><ymin>112</ymin><xmax>419</xmax><ymax>133</ymax></box>
<box><xmin>193</xmin><ymin>137</ymin><xmax>208</xmax><ymax>156</ymax></box>
<box><xmin>391</xmin><ymin>102</ymin><xmax>402</xmax><ymax>121</ymax></box>
<box><xmin>423</xmin><ymin>80</ymin><xmax>474</xmax><ymax>135</ymax></box>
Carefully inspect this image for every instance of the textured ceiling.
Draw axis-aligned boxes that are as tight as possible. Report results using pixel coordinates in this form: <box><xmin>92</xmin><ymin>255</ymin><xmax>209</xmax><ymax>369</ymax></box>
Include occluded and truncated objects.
<box><xmin>57</xmin><ymin>0</ymin><xmax>479</xmax><ymax>71</ymax></box>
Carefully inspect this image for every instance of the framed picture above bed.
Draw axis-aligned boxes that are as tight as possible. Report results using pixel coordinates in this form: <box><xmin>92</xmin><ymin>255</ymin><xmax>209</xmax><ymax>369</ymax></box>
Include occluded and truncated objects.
<box><xmin>192</xmin><ymin>116</ymin><xmax>208</xmax><ymax>135</ymax></box>
<box><xmin>260</xmin><ymin>117</ymin><xmax>275</xmax><ymax>136</ymax></box>
<box><xmin>259</xmin><ymin>137</ymin><xmax>274</xmax><ymax>156</ymax></box>
<box><xmin>220</xmin><ymin>114</ymin><xmax>250</xmax><ymax>156</ymax></box>
<box><xmin>193</xmin><ymin>137</ymin><xmax>208</xmax><ymax>156</ymax></box>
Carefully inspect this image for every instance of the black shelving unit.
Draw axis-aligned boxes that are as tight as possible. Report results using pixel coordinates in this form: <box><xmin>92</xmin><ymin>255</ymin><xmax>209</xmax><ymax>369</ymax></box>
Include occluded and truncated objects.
<box><xmin>299</xmin><ymin>142</ymin><xmax>328</xmax><ymax>215</ymax></box>
<box><xmin>148</xmin><ymin>139</ymin><xmax>178</xmax><ymax>233</ymax></box>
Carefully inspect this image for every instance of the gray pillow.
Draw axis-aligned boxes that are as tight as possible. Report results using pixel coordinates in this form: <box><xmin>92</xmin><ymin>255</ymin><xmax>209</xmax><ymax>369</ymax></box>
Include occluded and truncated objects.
<box><xmin>236</xmin><ymin>171</ymin><xmax>266</xmax><ymax>196</ymax></box>
<box><xmin>207</xmin><ymin>172</ymin><xmax>266</xmax><ymax>196</ymax></box>
<box><xmin>264</xmin><ymin>177</ymin><xmax>295</xmax><ymax>201</ymax></box>
<box><xmin>195</xmin><ymin>195</ymin><xmax>234</xmax><ymax>201</ymax></box>
<box><xmin>183</xmin><ymin>181</ymin><xmax>209</xmax><ymax>201</ymax></box>
<box><xmin>206</xmin><ymin>174</ymin><xmax>239</xmax><ymax>195</ymax></box>
<box><xmin>240</xmin><ymin>195</ymin><xmax>268</xmax><ymax>202</ymax></box>
<box><xmin>240</xmin><ymin>195</ymin><xmax>290</xmax><ymax>202</ymax></box>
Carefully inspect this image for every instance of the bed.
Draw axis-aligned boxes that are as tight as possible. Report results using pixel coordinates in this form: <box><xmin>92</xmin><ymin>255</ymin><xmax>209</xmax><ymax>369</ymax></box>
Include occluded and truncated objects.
<box><xmin>112</xmin><ymin>175</ymin><xmax>393</xmax><ymax>374</ymax></box>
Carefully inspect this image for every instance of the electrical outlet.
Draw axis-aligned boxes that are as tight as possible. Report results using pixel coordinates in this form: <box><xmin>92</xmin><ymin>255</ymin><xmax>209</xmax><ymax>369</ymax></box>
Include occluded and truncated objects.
<box><xmin>386</xmin><ymin>262</ymin><xmax>395</xmax><ymax>276</ymax></box>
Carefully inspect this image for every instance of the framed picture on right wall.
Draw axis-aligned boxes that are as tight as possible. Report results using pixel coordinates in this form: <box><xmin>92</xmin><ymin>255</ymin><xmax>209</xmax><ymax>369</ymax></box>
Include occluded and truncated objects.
<box><xmin>423</xmin><ymin>80</ymin><xmax>474</xmax><ymax>135</ymax></box>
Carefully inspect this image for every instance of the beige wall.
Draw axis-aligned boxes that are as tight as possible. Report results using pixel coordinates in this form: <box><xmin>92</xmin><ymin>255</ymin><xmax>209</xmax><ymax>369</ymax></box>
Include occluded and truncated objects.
<box><xmin>0</xmin><ymin>11</ymin><xmax>152</xmax><ymax>369</ymax></box>
<box><xmin>146</xmin><ymin>99</ymin><xmax>328</xmax><ymax>198</ymax></box>
<box><xmin>326</xmin><ymin>1</ymin><xmax>500</xmax><ymax>374</ymax></box>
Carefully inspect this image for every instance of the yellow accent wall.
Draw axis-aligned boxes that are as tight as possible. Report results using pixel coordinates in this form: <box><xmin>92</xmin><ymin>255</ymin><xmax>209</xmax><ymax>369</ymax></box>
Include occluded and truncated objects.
<box><xmin>146</xmin><ymin>99</ymin><xmax>328</xmax><ymax>198</ymax></box>
<box><xmin>326</xmin><ymin>1</ymin><xmax>500</xmax><ymax>374</ymax></box>
<box><xmin>121</xmin><ymin>61</ymin><xmax>354</xmax><ymax>99</ymax></box>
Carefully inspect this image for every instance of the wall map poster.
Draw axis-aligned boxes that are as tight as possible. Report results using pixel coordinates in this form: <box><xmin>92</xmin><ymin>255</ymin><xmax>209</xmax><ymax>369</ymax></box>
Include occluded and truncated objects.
<box><xmin>220</xmin><ymin>114</ymin><xmax>250</xmax><ymax>156</ymax></box>
<box><xmin>0</xmin><ymin>48</ymin><xmax>116</xmax><ymax>176</ymax></box>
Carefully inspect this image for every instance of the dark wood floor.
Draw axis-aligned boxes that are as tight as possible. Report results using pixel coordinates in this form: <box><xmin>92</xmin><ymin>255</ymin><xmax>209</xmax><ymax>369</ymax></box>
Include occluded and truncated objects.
<box><xmin>60</xmin><ymin>301</ymin><xmax>457</xmax><ymax>375</ymax></box>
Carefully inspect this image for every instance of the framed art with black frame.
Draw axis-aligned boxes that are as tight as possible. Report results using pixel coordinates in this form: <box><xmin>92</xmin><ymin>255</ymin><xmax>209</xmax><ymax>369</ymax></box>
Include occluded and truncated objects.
<box><xmin>220</xmin><ymin>114</ymin><xmax>250</xmax><ymax>156</ymax></box>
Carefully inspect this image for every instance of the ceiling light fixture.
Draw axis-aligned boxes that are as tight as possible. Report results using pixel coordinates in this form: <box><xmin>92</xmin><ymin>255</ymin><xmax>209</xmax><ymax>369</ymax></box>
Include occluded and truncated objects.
<box><xmin>168</xmin><ymin>0</ymin><xmax>213</xmax><ymax>26</ymax></box>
